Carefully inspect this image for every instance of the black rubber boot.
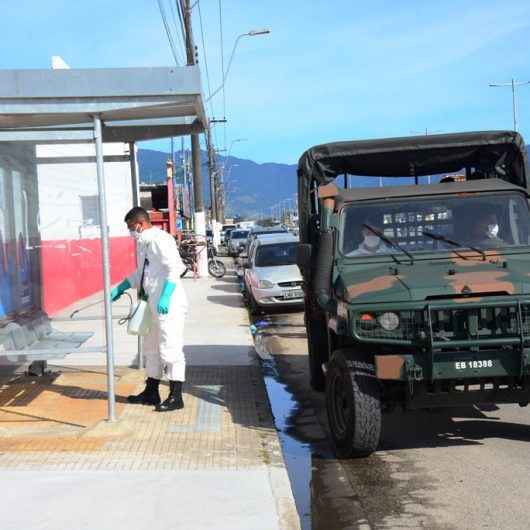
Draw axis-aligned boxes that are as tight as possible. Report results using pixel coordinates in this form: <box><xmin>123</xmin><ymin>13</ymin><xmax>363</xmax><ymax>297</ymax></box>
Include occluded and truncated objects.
<box><xmin>156</xmin><ymin>380</ymin><xmax>184</xmax><ymax>412</ymax></box>
<box><xmin>127</xmin><ymin>377</ymin><xmax>161</xmax><ymax>405</ymax></box>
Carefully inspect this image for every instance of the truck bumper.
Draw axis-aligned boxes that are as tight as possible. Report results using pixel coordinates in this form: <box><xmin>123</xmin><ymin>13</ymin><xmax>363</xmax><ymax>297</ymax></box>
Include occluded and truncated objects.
<box><xmin>374</xmin><ymin>350</ymin><xmax>530</xmax><ymax>408</ymax></box>
<box><xmin>375</xmin><ymin>349</ymin><xmax>530</xmax><ymax>381</ymax></box>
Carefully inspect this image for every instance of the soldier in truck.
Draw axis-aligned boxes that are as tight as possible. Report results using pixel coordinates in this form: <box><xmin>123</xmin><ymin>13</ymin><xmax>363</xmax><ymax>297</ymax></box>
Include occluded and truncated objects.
<box><xmin>345</xmin><ymin>214</ymin><xmax>391</xmax><ymax>256</ymax></box>
<box><xmin>467</xmin><ymin>207</ymin><xmax>504</xmax><ymax>248</ymax></box>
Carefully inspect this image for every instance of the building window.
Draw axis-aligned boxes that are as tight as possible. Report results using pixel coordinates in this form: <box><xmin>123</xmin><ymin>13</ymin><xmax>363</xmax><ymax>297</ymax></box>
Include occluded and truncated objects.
<box><xmin>80</xmin><ymin>195</ymin><xmax>100</xmax><ymax>226</ymax></box>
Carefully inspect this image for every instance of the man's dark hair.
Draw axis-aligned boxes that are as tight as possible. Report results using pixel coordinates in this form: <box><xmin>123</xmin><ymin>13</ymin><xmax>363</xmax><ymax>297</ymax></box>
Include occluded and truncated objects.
<box><xmin>124</xmin><ymin>206</ymin><xmax>150</xmax><ymax>224</ymax></box>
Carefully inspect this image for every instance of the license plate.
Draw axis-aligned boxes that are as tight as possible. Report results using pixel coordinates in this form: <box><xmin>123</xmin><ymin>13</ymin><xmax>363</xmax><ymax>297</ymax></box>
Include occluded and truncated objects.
<box><xmin>283</xmin><ymin>289</ymin><xmax>303</xmax><ymax>300</ymax></box>
<box><xmin>455</xmin><ymin>360</ymin><xmax>494</xmax><ymax>370</ymax></box>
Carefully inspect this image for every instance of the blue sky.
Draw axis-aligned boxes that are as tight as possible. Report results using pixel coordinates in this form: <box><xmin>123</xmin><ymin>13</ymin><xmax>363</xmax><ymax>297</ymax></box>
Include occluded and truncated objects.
<box><xmin>1</xmin><ymin>1</ymin><xmax>529</xmax><ymax>164</ymax></box>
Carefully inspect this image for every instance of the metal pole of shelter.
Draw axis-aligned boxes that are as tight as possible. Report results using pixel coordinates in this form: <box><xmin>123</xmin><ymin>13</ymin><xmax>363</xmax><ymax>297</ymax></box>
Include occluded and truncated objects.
<box><xmin>94</xmin><ymin>115</ymin><xmax>117</xmax><ymax>422</ymax></box>
<box><xmin>512</xmin><ymin>78</ymin><xmax>517</xmax><ymax>132</ymax></box>
<box><xmin>129</xmin><ymin>141</ymin><xmax>144</xmax><ymax>371</ymax></box>
<box><xmin>129</xmin><ymin>142</ymin><xmax>140</xmax><ymax>206</ymax></box>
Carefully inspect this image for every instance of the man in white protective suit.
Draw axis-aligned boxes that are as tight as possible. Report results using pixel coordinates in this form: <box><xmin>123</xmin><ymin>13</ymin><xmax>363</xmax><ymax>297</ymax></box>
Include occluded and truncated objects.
<box><xmin>111</xmin><ymin>207</ymin><xmax>188</xmax><ymax>412</ymax></box>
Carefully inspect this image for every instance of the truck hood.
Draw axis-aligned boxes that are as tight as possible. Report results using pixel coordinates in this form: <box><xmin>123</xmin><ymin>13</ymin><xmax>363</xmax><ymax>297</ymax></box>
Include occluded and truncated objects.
<box><xmin>336</xmin><ymin>254</ymin><xmax>530</xmax><ymax>305</ymax></box>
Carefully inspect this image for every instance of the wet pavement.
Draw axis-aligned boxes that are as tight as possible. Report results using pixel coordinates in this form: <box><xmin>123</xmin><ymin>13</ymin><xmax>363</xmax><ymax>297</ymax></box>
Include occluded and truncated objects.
<box><xmin>252</xmin><ymin>310</ymin><xmax>530</xmax><ymax>530</ymax></box>
<box><xmin>252</xmin><ymin>312</ymin><xmax>369</xmax><ymax>530</ymax></box>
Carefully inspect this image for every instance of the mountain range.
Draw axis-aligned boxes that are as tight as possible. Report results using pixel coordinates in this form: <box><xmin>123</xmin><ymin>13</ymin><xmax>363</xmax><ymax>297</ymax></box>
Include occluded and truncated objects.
<box><xmin>138</xmin><ymin>148</ymin><xmax>297</xmax><ymax>218</ymax></box>
<box><xmin>138</xmin><ymin>144</ymin><xmax>530</xmax><ymax>218</ymax></box>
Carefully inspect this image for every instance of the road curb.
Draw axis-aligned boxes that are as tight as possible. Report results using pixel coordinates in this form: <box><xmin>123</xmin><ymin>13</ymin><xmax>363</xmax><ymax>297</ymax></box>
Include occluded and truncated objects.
<box><xmin>250</xmin><ymin>345</ymin><xmax>301</xmax><ymax>530</ymax></box>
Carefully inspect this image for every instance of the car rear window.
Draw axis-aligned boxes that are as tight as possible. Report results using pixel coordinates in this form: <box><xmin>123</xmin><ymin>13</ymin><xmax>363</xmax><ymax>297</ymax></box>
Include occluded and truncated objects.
<box><xmin>255</xmin><ymin>242</ymin><xmax>298</xmax><ymax>267</ymax></box>
<box><xmin>231</xmin><ymin>230</ymin><xmax>249</xmax><ymax>239</ymax></box>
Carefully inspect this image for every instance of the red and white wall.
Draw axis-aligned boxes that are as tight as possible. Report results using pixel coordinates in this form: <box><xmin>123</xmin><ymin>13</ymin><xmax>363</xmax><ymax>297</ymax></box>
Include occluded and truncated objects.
<box><xmin>36</xmin><ymin>143</ymin><xmax>136</xmax><ymax>315</ymax></box>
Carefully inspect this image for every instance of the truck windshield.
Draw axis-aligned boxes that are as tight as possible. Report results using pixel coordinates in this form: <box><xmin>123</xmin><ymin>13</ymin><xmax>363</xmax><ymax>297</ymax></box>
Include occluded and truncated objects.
<box><xmin>341</xmin><ymin>192</ymin><xmax>530</xmax><ymax>257</ymax></box>
<box><xmin>255</xmin><ymin>243</ymin><xmax>298</xmax><ymax>267</ymax></box>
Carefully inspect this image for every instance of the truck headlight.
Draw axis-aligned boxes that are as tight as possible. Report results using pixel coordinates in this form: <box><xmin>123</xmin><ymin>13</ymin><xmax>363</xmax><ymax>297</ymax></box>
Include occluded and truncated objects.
<box><xmin>258</xmin><ymin>279</ymin><xmax>274</xmax><ymax>289</ymax></box>
<box><xmin>378</xmin><ymin>312</ymin><xmax>400</xmax><ymax>331</ymax></box>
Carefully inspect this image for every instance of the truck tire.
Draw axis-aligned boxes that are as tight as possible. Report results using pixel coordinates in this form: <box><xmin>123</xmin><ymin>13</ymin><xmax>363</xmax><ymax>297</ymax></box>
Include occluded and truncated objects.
<box><xmin>306</xmin><ymin>310</ymin><xmax>328</xmax><ymax>392</ymax></box>
<box><xmin>326</xmin><ymin>349</ymin><xmax>381</xmax><ymax>458</ymax></box>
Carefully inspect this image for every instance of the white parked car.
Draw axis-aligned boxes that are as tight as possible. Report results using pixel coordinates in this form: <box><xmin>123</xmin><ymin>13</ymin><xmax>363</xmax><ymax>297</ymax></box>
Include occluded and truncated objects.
<box><xmin>243</xmin><ymin>233</ymin><xmax>304</xmax><ymax>314</ymax></box>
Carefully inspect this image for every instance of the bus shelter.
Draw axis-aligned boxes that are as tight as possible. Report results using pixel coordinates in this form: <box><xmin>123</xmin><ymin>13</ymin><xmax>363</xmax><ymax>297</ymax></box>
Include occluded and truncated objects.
<box><xmin>0</xmin><ymin>66</ymin><xmax>206</xmax><ymax>421</ymax></box>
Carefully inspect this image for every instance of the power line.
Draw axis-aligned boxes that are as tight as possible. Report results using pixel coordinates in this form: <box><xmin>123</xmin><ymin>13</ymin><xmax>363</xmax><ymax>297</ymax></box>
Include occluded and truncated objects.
<box><xmin>197</xmin><ymin>0</ymin><xmax>219</xmax><ymax>148</ymax></box>
<box><xmin>168</xmin><ymin>0</ymin><xmax>185</xmax><ymax>54</ymax></box>
<box><xmin>174</xmin><ymin>0</ymin><xmax>188</xmax><ymax>51</ymax></box>
<box><xmin>218</xmin><ymin>0</ymin><xmax>227</xmax><ymax>150</ymax></box>
<box><xmin>156</xmin><ymin>0</ymin><xmax>182</xmax><ymax>65</ymax></box>
<box><xmin>197</xmin><ymin>2</ymin><xmax>213</xmax><ymax>104</ymax></box>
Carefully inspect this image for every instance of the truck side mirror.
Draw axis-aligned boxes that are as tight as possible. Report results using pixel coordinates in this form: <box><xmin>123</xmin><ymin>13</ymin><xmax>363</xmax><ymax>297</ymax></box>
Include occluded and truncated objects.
<box><xmin>296</xmin><ymin>243</ymin><xmax>312</xmax><ymax>272</ymax></box>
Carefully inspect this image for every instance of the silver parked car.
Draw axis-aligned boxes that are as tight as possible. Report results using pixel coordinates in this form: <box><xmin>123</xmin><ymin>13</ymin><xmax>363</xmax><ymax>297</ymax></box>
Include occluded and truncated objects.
<box><xmin>228</xmin><ymin>229</ymin><xmax>250</xmax><ymax>256</ymax></box>
<box><xmin>243</xmin><ymin>233</ymin><xmax>304</xmax><ymax>313</ymax></box>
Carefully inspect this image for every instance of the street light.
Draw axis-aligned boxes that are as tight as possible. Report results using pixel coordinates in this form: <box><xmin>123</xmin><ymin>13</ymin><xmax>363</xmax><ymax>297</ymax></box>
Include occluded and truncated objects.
<box><xmin>206</xmin><ymin>29</ymin><xmax>271</xmax><ymax>102</ymax></box>
<box><xmin>489</xmin><ymin>78</ymin><xmax>530</xmax><ymax>131</ymax></box>
<box><xmin>226</xmin><ymin>138</ymin><xmax>247</xmax><ymax>161</ymax></box>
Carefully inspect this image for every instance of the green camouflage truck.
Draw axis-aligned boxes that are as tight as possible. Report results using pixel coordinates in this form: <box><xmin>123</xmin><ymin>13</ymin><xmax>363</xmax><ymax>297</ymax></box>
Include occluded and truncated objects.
<box><xmin>296</xmin><ymin>131</ymin><xmax>530</xmax><ymax>457</ymax></box>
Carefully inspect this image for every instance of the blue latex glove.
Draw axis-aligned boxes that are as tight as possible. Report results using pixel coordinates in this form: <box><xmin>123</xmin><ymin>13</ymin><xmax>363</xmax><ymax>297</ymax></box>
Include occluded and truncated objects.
<box><xmin>157</xmin><ymin>280</ymin><xmax>176</xmax><ymax>314</ymax></box>
<box><xmin>111</xmin><ymin>278</ymin><xmax>131</xmax><ymax>301</ymax></box>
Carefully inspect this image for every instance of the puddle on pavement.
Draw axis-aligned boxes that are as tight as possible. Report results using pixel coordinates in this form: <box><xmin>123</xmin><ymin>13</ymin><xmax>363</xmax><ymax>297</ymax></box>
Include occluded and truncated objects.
<box><xmin>260</xmin><ymin>358</ymin><xmax>312</xmax><ymax>530</ymax></box>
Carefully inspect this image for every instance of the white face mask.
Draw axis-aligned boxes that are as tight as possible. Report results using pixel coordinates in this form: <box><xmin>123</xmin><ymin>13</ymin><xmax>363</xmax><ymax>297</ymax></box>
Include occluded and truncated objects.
<box><xmin>363</xmin><ymin>235</ymin><xmax>380</xmax><ymax>249</ymax></box>
<box><xmin>487</xmin><ymin>224</ymin><xmax>499</xmax><ymax>238</ymax></box>
<box><xmin>129</xmin><ymin>227</ymin><xmax>142</xmax><ymax>241</ymax></box>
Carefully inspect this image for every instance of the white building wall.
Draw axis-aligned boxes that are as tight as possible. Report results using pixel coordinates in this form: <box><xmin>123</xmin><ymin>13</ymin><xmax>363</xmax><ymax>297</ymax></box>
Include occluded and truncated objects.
<box><xmin>36</xmin><ymin>142</ymin><xmax>133</xmax><ymax>241</ymax></box>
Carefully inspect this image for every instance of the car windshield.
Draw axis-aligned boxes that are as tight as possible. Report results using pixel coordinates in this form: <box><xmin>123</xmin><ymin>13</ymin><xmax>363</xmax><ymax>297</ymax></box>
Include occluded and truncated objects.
<box><xmin>255</xmin><ymin>242</ymin><xmax>298</xmax><ymax>267</ymax></box>
<box><xmin>231</xmin><ymin>230</ymin><xmax>249</xmax><ymax>239</ymax></box>
<box><xmin>341</xmin><ymin>192</ymin><xmax>530</xmax><ymax>257</ymax></box>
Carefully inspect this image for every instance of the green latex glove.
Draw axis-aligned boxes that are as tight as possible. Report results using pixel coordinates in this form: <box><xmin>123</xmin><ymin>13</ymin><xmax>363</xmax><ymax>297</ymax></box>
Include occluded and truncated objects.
<box><xmin>111</xmin><ymin>278</ymin><xmax>131</xmax><ymax>301</ymax></box>
<box><xmin>157</xmin><ymin>280</ymin><xmax>176</xmax><ymax>314</ymax></box>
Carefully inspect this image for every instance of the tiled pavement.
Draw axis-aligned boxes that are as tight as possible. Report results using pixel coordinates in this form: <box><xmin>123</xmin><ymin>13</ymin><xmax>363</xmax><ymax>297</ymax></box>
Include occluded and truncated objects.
<box><xmin>0</xmin><ymin>271</ymin><xmax>300</xmax><ymax>530</ymax></box>
<box><xmin>0</xmin><ymin>365</ymin><xmax>282</xmax><ymax>471</ymax></box>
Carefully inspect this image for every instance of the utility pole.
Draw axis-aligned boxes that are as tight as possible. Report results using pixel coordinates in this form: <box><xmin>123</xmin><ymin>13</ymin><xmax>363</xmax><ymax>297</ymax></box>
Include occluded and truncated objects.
<box><xmin>182</xmin><ymin>0</ymin><xmax>207</xmax><ymax>276</ymax></box>
<box><xmin>489</xmin><ymin>78</ymin><xmax>530</xmax><ymax>132</ymax></box>
<box><xmin>207</xmin><ymin>125</ymin><xmax>222</xmax><ymax>248</ymax></box>
<box><xmin>209</xmin><ymin>118</ymin><xmax>227</xmax><ymax>227</ymax></box>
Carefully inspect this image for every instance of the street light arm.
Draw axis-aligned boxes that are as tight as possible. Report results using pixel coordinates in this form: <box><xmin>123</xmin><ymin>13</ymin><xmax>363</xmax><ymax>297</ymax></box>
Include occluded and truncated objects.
<box><xmin>205</xmin><ymin>29</ymin><xmax>270</xmax><ymax>103</ymax></box>
<box><xmin>490</xmin><ymin>81</ymin><xmax>530</xmax><ymax>87</ymax></box>
<box><xmin>206</xmin><ymin>34</ymin><xmax>245</xmax><ymax>103</ymax></box>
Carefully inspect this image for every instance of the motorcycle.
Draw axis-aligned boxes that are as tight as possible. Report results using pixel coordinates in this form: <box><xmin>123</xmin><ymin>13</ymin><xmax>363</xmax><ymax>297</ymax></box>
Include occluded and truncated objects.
<box><xmin>179</xmin><ymin>237</ymin><xmax>226</xmax><ymax>279</ymax></box>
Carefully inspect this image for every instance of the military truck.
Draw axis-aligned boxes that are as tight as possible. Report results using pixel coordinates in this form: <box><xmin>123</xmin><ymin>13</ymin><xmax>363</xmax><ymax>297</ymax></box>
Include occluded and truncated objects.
<box><xmin>296</xmin><ymin>131</ymin><xmax>530</xmax><ymax>457</ymax></box>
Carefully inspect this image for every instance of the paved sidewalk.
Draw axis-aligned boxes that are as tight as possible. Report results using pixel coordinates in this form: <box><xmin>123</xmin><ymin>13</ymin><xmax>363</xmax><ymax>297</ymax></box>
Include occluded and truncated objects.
<box><xmin>0</xmin><ymin>270</ymin><xmax>300</xmax><ymax>530</ymax></box>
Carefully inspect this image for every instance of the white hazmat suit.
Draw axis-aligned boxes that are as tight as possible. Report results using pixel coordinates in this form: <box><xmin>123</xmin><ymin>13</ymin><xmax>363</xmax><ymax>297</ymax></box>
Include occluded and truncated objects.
<box><xmin>127</xmin><ymin>227</ymin><xmax>188</xmax><ymax>381</ymax></box>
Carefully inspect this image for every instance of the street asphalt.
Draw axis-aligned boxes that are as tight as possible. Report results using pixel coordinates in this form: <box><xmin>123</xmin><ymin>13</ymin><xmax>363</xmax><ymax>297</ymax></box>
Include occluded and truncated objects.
<box><xmin>256</xmin><ymin>310</ymin><xmax>530</xmax><ymax>530</ymax></box>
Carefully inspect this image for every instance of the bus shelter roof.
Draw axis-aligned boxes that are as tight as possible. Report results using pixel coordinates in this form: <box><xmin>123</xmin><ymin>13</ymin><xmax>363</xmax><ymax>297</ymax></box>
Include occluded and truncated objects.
<box><xmin>0</xmin><ymin>65</ymin><xmax>208</xmax><ymax>421</ymax></box>
<box><xmin>0</xmin><ymin>66</ymin><xmax>206</xmax><ymax>142</ymax></box>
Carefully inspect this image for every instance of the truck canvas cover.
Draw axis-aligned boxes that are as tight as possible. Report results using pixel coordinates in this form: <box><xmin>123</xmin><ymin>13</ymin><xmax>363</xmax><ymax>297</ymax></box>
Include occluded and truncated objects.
<box><xmin>297</xmin><ymin>131</ymin><xmax>528</xmax><ymax>189</ymax></box>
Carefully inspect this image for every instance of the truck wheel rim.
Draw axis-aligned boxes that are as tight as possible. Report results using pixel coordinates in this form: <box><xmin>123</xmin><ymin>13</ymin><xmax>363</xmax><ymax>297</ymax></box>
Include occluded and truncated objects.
<box><xmin>331</xmin><ymin>374</ymin><xmax>349</xmax><ymax>437</ymax></box>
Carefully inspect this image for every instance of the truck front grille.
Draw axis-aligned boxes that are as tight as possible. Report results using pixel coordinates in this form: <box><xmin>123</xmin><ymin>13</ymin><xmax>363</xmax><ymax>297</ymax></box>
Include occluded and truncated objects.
<box><xmin>354</xmin><ymin>302</ymin><xmax>530</xmax><ymax>345</ymax></box>
<box><xmin>430</xmin><ymin>306</ymin><xmax>520</xmax><ymax>342</ymax></box>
